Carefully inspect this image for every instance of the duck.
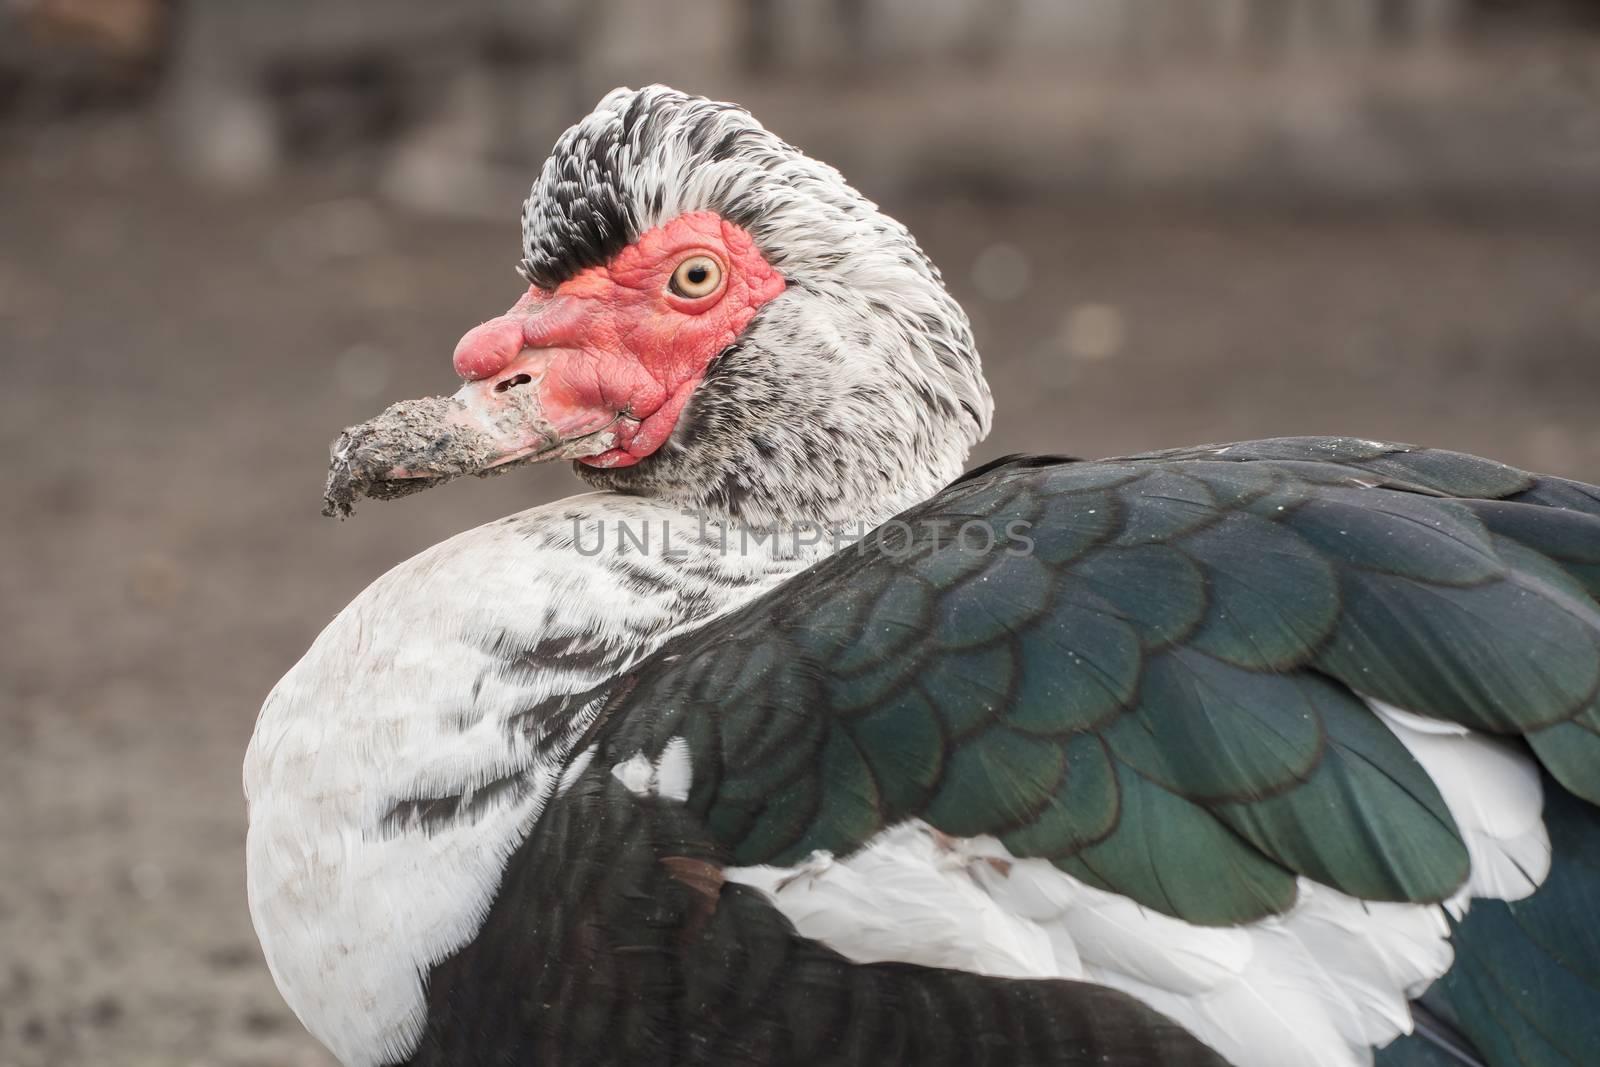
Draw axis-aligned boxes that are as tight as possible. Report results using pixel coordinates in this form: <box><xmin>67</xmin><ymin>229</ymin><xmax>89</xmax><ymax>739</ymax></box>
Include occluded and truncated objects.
<box><xmin>245</xmin><ymin>85</ymin><xmax>1600</xmax><ymax>1067</ymax></box>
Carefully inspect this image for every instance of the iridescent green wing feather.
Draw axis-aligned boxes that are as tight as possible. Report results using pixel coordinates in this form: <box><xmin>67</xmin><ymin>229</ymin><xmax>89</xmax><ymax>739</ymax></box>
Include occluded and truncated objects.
<box><xmin>595</xmin><ymin>437</ymin><xmax>1600</xmax><ymax>927</ymax></box>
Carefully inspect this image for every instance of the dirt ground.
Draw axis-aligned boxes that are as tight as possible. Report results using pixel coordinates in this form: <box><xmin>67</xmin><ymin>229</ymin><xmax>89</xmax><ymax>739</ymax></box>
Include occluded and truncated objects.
<box><xmin>2</xmin><ymin>120</ymin><xmax>1598</xmax><ymax>1067</ymax></box>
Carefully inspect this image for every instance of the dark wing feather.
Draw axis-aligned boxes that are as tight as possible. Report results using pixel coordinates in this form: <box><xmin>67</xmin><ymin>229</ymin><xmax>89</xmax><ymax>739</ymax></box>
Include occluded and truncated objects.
<box><xmin>594</xmin><ymin>437</ymin><xmax>1600</xmax><ymax>929</ymax></box>
<box><xmin>1377</xmin><ymin>778</ymin><xmax>1600</xmax><ymax>1067</ymax></box>
<box><xmin>403</xmin><ymin>742</ymin><xmax>1228</xmax><ymax>1067</ymax></box>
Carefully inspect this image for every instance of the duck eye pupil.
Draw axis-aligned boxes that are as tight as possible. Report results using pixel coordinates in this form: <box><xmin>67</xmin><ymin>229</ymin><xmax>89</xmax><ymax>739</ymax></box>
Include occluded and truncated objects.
<box><xmin>670</xmin><ymin>256</ymin><xmax>721</xmax><ymax>298</ymax></box>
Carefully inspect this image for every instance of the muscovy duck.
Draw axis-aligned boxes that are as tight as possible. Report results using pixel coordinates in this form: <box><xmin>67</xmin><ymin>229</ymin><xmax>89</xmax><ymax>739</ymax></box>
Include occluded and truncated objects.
<box><xmin>246</xmin><ymin>86</ymin><xmax>1600</xmax><ymax>1067</ymax></box>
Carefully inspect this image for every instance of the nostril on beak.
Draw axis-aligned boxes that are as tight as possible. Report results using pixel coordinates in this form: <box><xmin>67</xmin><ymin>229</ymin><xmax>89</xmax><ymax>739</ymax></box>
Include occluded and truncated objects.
<box><xmin>494</xmin><ymin>373</ymin><xmax>533</xmax><ymax>394</ymax></box>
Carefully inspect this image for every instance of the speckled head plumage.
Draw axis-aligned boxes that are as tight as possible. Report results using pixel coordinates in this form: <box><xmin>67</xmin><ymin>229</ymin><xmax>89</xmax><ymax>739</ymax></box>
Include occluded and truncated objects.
<box><xmin>520</xmin><ymin>86</ymin><xmax>992</xmax><ymax>527</ymax></box>
<box><xmin>516</xmin><ymin>88</ymin><xmax>774</xmax><ymax>291</ymax></box>
<box><xmin>331</xmin><ymin>86</ymin><xmax>992</xmax><ymax>529</ymax></box>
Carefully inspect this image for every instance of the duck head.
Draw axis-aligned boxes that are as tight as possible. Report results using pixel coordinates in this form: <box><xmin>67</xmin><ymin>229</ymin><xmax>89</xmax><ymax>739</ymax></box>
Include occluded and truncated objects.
<box><xmin>325</xmin><ymin>86</ymin><xmax>993</xmax><ymax>531</ymax></box>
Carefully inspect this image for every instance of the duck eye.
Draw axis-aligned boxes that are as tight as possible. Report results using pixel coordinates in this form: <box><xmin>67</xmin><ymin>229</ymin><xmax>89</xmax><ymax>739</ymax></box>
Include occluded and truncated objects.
<box><xmin>669</xmin><ymin>254</ymin><xmax>723</xmax><ymax>299</ymax></box>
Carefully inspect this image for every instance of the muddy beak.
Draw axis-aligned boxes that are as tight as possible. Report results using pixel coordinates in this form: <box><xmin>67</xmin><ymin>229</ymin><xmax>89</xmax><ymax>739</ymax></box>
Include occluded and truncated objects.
<box><xmin>321</xmin><ymin>353</ymin><xmax>623</xmax><ymax>518</ymax></box>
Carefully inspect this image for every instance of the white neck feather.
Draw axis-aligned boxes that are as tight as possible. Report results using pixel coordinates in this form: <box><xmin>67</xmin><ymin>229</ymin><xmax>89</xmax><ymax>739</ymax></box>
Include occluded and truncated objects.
<box><xmin>244</xmin><ymin>492</ymin><xmax>831</xmax><ymax>1067</ymax></box>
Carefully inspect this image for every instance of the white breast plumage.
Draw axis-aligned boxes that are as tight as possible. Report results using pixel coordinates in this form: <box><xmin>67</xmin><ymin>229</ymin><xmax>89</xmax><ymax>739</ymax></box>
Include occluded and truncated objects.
<box><xmin>243</xmin><ymin>495</ymin><xmax>819</xmax><ymax>1067</ymax></box>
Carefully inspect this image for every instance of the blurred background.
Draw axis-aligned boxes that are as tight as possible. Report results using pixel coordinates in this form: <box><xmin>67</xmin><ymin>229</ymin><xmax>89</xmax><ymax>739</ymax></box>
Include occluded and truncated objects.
<box><xmin>2</xmin><ymin>1</ymin><xmax>1598</xmax><ymax>1064</ymax></box>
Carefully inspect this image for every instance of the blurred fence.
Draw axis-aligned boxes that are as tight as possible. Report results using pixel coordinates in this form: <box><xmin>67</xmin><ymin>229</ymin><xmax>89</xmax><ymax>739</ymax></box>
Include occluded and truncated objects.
<box><xmin>5</xmin><ymin>0</ymin><xmax>1599</xmax><ymax>210</ymax></box>
<box><xmin>751</xmin><ymin>0</ymin><xmax>1467</xmax><ymax>68</ymax></box>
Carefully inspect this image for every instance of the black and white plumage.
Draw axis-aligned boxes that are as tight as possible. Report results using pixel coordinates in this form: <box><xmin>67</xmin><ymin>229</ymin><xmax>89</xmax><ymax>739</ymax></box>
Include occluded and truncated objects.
<box><xmin>517</xmin><ymin>87</ymin><xmax>990</xmax><ymax>528</ymax></box>
<box><xmin>245</xmin><ymin>87</ymin><xmax>1600</xmax><ymax>1067</ymax></box>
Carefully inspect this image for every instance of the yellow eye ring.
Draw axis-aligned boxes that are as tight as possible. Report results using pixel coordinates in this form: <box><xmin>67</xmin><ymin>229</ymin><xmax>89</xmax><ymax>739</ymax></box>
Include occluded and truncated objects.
<box><xmin>668</xmin><ymin>254</ymin><xmax>724</xmax><ymax>299</ymax></box>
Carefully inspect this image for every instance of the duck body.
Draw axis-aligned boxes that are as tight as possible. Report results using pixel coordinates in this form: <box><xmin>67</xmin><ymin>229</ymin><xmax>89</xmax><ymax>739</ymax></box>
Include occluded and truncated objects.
<box><xmin>247</xmin><ymin>85</ymin><xmax>1600</xmax><ymax>1067</ymax></box>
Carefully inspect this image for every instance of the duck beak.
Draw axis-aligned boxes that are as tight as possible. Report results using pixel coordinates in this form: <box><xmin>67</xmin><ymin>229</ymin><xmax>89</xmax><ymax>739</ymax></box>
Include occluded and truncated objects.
<box><xmin>320</xmin><ymin>347</ymin><xmax>626</xmax><ymax>518</ymax></box>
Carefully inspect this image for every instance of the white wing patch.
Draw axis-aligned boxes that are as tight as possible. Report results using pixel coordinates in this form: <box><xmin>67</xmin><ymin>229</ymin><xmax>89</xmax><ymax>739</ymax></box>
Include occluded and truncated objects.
<box><xmin>611</xmin><ymin>752</ymin><xmax>656</xmax><ymax>795</ymax></box>
<box><xmin>729</xmin><ymin>699</ymin><xmax>1554</xmax><ymax>1067</ymax></box>
<box><xmin>728</xmin><ymin>823</ymin><xmax>1448</xmax><ymax>1067</ymax></box>
<box><xmin>655</xmin><ymin>737</ymin><xmax>694</xmax><ymax>802</ymax></box>
<box><xmin>1370</xmin><ymin>700</ymin><xmax>1550</xmax><ymax>914</ymax></box>
<box><xmin>611</xmin><ymin>737</ymin><xmax>694</xmax><ymax>802</ymax></box>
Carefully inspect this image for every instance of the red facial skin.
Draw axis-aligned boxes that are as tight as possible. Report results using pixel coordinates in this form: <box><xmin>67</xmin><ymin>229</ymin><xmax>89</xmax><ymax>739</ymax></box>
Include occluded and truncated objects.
<box><xmin>451</xmin><ymin>211</ymin><xmax>785</xmax><ymax>469</ymax></box>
